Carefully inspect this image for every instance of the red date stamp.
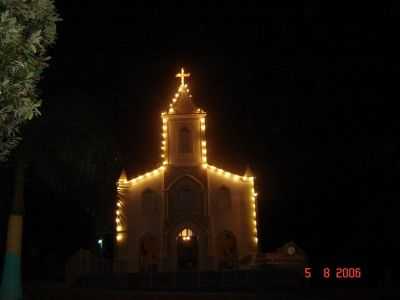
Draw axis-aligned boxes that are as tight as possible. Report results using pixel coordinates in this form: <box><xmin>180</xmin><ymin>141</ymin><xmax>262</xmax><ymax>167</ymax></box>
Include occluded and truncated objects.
<box><xmin>304</xmin><ymin>267</ymin><xmax>362</xmax><ymax>279</ymax></box>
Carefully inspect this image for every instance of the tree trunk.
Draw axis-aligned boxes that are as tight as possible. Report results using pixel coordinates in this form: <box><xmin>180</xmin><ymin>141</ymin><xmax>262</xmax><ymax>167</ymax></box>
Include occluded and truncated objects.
<box><xmin>0</xmin><ymin>155</ymin><xmax>25</xmax><ymax>300</ymax></box>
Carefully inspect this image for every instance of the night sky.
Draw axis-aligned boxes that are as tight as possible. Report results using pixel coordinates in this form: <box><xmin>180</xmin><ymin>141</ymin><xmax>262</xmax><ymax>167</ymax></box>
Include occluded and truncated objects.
<box><xmin>0</xmin><ymin>1</ymin><xmax>392</xmax><ymax>284</ymax></box>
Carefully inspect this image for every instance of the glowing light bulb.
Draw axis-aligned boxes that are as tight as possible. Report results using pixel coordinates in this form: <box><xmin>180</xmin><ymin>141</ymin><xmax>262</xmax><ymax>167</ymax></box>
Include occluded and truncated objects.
<box><xmin>117</xmin><ymin>202</ymin><xmax>121</xmax><ymax>208</ymax></box>
<box><xmin>202</xmin><ymin>141</ymin><xmax>206</xmax><ymax>146</ymax></box>
<box><xmin>117</xmin><ymin>225</ymin><xmax>122</xmax><ymax>232</ymax></box>
<box><xmin>116</xmin><ymin>210</ymin><xmax>120</xmax><ymax>215</ymax></box>
<box><xmin>116</xmin><ymin>234</ymin><xmax>123</xmax><ymax>242</ymax></box>
<box><xmin>254</xmin><ymin>237</ymin><xmax>258</xmax><ymax>243</ymax></box>
<box><xmin>169</xmin><ymin>108</ymin><xmax>174</xmax><ymax>113</ymax></box>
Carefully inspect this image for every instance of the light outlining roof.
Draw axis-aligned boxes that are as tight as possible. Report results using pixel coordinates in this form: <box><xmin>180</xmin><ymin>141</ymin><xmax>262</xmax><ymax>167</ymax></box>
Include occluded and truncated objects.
<box><xmin>116</xmin><ymin>68</ymin><xmax>258</xmax><ymax>245</ymax></box>
<box><xmin>204</xmin><ymin>164</ymin><xmax>255</xmax><ymax>183</ymax></box>
<box><xmin>117</xmin><ymin>166</ymin><xmax>166</xmax><ymax>187</ymax></box>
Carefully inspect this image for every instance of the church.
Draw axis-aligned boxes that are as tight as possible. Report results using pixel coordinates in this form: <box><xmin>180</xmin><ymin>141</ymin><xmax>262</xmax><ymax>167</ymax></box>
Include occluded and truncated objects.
<box><xmin>114</xmin><ymin>69</ymin><xmax>259</xmax><ymax>272</ymax></box>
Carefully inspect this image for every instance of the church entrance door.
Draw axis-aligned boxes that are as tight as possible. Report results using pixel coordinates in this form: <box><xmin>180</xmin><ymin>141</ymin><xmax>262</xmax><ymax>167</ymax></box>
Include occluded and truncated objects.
<box><xmin>176</xmin><ymin>228</ymin><xmax>198</xmax><ymax>271</ymax></box>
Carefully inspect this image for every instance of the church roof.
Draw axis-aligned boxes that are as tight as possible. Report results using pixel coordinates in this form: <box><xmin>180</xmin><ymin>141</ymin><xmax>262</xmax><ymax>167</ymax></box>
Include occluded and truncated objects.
<box><xmin>170</xmin><ymin>86</ymin><xmax>199</xmax><ymax>114</ymax></box>
<box><xmin>165</xmin><ymin>68</ymin><xmax>205</xmax><ymax>115</ymax></box>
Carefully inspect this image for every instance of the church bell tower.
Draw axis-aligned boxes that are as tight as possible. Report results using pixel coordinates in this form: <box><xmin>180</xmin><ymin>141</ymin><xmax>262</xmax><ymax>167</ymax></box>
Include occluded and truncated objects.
<box><xmin>161</xmin><ymin>68</ymin><xmax>207</xmax><ymax>168</ymax></box>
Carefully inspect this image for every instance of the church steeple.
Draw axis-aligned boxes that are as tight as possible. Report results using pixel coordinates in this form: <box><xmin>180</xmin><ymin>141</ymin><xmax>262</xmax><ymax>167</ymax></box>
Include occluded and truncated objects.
<box><xmin>166</xmin><ymin>68</ymin><xmax>202</xmax><ymax>115</ymax></box>
<box><xmin>160</xmin><ymin>68</ymin><xmax>207</xmax><ymax>167</ymax></box>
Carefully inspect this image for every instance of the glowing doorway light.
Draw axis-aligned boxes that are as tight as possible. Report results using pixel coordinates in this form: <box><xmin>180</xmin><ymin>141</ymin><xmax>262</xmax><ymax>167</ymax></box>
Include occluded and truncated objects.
<box><xmin>178</xmin><ymin>228</ymin><xmax>194</xmax><ymax>241</ymax></box>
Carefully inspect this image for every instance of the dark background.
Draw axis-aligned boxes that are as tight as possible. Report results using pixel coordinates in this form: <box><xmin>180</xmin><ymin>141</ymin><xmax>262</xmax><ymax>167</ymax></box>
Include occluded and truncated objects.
<box><xmin>0</xmin><ymin>1</ymin><xmax>392</xmax><ymax>286</ymax></box>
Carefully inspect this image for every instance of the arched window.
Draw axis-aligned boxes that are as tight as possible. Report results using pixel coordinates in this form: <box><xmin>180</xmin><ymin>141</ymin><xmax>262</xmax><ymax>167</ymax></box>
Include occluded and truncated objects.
<box><xmin>217</xmin><ymin>186</ymin><xmax>231</xmax><ymax>211</ymax></box>
<box><xmin>179</xmin><ymin>127</ymin><xmax>192</xmax><ymax>153</ymax></box>
<box><xmin>141</xmin><ymin>189</ymin><xmax>158</xmax><ymax>215</ymax></box>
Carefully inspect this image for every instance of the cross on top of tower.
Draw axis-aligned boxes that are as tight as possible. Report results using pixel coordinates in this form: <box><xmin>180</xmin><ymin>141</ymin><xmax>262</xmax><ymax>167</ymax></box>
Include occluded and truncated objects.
<box><xmin>176</xmin><ymin>67</ymin><xmax>190</xmax><ymax>87</ymax></box>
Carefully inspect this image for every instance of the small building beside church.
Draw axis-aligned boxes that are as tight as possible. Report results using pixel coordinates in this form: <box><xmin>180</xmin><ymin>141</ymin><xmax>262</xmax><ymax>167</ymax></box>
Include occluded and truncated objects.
<box><xmin>114</xmin><ymin>69</ymin><xmax>259</xmax><ymax>272</ymax></box>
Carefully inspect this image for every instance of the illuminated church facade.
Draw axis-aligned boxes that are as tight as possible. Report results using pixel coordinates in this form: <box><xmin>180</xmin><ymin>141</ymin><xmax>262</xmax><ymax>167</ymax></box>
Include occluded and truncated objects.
<box><xmin>114</xmin><ymin>69</ymin><xmax>259</xmax><ymax>272</ymax></box>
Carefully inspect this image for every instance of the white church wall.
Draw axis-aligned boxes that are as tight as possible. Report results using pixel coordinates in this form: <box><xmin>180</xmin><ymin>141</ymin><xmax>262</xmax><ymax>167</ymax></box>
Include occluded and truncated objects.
<box><xmin>119</xmin><ymin>172</ymin><xmax>165</xmax><ymax>272</ymax></box>
<box><xmin>207</xmin><ymin>171</ymin><xmax>256</xmax><ymax>262</ymax></box>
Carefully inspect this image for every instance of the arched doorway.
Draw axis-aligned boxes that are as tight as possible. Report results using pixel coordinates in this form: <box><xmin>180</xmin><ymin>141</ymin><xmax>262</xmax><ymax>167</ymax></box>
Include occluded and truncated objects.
<box><xmin>176</xmin><ymin>228</ymin><xmax>198</xmax><ymax>271</ymax></box>
<box><xmin>139</xmin><ymin>234</ymin><xmax>159</xmax><ymax>272</ymax></box>
<box><xmin>217</xmin><ymin>231</ymin><xmax>238</xmax><ymax>270</ymax></box>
